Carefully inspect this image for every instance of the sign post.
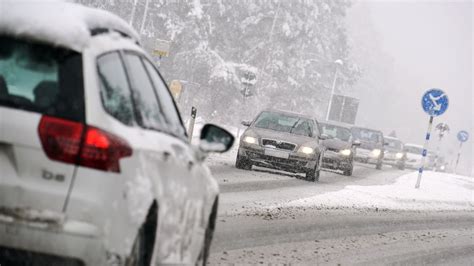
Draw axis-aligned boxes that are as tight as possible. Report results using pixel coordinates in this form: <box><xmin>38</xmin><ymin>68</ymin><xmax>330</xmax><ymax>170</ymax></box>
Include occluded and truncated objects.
<box><xmin>153</xmin><ymin>39</ymin><xmax>171</xmax><ymax>67</ymax></box>
<box><xmin>415</xmin><ymin>89</ymin><xmax>449</xmax><ymax>189</ymax></box>
<box><xmin>187</xmin><ymin>107</ymin><xmax>197</xmax><ymax>142</ymax></box>
<box><xmin>433</xmin><ymin>123</ymin><xmax>450</xmax><ymax>171</ymax></box>
<box><xmin>454</xmin><ymin>130</ymin><xmax>469</xmax><ymax>174</ymax></box>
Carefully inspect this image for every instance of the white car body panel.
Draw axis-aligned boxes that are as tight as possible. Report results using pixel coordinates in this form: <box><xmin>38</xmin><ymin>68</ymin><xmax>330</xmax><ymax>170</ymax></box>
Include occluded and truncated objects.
<box><xmin>0</xmin><ymin>30</ymin><xmax>219</xmax><ymax>265</ymax></box>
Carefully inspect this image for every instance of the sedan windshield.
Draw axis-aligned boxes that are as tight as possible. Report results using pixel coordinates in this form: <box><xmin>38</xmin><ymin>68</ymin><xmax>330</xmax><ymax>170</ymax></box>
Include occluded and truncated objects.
<box><xmin>254</xmin><ymin>111</ymin><xmax>314</xmax><ymax>137</ymax></box>
<box><xmin>405</xmin><ymin>146</ymin><xmax>423</xmax><ymax>154</ymax></box>
<box><xmin>386</xmin><ymin>138</ymin><xmax>403</xmax><ymax>150</ymax></box>
<box><xmin>351</xmin><ymin>127</ymin><xmax>382</xmax><ymax>143</ymax></box>
<box><xmin>320</xmin><ymin>124</ymin><xmax>351</xmax><ymax>142</ymax></box>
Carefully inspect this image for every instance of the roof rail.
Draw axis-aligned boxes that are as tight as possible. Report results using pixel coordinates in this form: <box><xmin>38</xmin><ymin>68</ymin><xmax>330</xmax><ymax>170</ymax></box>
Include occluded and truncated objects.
<box><xmin>90</xmin><ymin>28</ymin><xmax>140</xmax><ymax>46</ymax></box>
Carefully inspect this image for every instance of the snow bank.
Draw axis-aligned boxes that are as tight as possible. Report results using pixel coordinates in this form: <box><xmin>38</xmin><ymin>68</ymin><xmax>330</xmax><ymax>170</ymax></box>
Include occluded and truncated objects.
<box><xmin>287</xmin><ymin>172</ymin><xmax>473</xmax><ymax>211</ymax></box>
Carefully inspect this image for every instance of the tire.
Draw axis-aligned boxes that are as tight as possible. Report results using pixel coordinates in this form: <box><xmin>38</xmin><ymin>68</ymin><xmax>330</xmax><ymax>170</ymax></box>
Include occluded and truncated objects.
<box><xmin>235</xmin><ymin>154</ymin><xmax>251</xmax><ymax>170</ymax></box>
<box><xmin>127</xmin><ymin>203</ymin><xmax>157</xmax><ymax>266</ymax></box>
<box><xmin>196</xmin><ymin>199</ymin><xmax>218</xmax><ymax>265</ymax></box>
<box><xmin>343</xmin><ymin>164</ymin><xmax>353</xmax><ymax>176</ymax></box>
<box><xmin>306</xmin><ymin>155</ymin><xmax>322</xmax><ymax>182</ymax></box>
<box><xmin>376</xmin><ymin>161</ymin><xmax>383</xmax><ymax>170</ymax></box>
<box><xmin>398</xmin><ymin>163</ymin><xmax>405</xmax><ymax>170</ymax></box>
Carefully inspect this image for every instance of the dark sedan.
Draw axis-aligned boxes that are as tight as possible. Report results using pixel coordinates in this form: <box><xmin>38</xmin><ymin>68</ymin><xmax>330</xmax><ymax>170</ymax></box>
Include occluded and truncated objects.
<box><xmin>319</xmin><ymin>122</ymin><xmax>360</xmax><ymax>176</ymax></box>
<box><xmin>351</xmin><ymin>127</ymin><xmax>385</xmax><ymax>170</ymax></box>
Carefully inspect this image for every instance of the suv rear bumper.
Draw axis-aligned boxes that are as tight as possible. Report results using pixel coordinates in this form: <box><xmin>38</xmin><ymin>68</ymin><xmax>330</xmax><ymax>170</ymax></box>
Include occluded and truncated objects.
<box><xmin>0</xmin><ymin>218</ymin><xmax>108</xmax><ymax>266</ymax></box>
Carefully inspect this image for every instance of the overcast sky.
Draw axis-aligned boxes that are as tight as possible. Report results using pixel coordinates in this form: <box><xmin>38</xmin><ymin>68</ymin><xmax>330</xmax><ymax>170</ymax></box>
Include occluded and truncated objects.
<box><xmin>351</xmin><ymin>0</ymin><xmax>472</xmax><ymax>174</ymax></box>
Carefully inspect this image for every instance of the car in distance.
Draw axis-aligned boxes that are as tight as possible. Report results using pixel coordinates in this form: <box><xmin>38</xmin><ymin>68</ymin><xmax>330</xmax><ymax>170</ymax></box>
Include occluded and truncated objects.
<box><xmin>319</xmin><ymin>122</ymin><xmax>360</xmax><ymax>176</ymax></box>
<box><xmin>404</xmin><ymin>143</ymin><xmax>424</xmax><ymax>169</ymax></box>
<box><xmin>0</xmin><ymin>2</ymin><xmax>234</xmax><ymax>265</ymax></box>
<box><xmin>236</xmin><ymin>109</ymin><xmax>325</xmax><ymax>181</ymax></box>
<box><xmin>383</xmin><ymin>136</ymin><xmax>406</xmax><ymax>170</ymax></box>
<box><xmin>351</xmin><ymin>126</ymin><xmax>385</xmax><ymax>170</ymax></box>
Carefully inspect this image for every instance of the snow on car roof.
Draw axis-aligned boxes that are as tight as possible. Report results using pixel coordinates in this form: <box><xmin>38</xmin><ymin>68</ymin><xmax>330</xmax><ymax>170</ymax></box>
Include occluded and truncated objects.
<box><xmin>261</xmin><ymin>109</ymin><xmax>316</xmax><ymax>121</ymax></box>
<box><xmin>404</xmin><ymin>143</ymin><xmax>423</xmax><ymax>148</ymax></box>
<box><xmin>0</xmin><ymin>0</ymin><xmax>140</xmax><ymax>51</ymax></box>
<box><xmin>320</xmin><ymin>121</ymin><xmax>352</xmax><ymax>129</ymax></box>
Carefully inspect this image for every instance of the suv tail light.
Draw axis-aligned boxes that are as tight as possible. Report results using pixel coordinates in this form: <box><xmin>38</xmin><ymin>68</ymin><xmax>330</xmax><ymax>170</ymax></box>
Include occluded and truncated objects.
<box><xmin>38</xmin><ymin>116</ymin><xmax>132</xmax><ymax>172</ymax></box>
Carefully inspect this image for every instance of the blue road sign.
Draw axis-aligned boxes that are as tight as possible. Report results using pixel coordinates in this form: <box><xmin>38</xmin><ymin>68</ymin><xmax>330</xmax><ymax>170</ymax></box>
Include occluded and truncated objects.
<box><xmin>457</xmin><ymin>130</ymin><xmax>469</xmax><ymax>142</ymax></box>
<box><xmin>421</xmin><ymin>89</ymin><xmax>449</xmax><ymax>116</ymax></box>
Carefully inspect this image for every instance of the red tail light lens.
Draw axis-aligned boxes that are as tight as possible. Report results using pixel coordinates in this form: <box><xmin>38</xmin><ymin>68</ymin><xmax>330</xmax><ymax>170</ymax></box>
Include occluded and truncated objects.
<box><xmin>80</xmin><ymin>126</ymin><xmax>132</xmax><ymax>172</ymax></box>
<box><xmin>38</xmin><ymin>116</ymin><xmax>132</xmax><ymax>173</ymax></box>
<box><xmin>38</xmin><ymin>116</ymin><xmax>84</xmax><ymax>164</ymax></box>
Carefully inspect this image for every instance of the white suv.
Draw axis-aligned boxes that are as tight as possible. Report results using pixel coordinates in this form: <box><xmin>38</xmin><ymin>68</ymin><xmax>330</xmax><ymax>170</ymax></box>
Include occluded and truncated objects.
<box><xmin>0</xmin><ymin>1</ymin><xmax>233</xmax><ymax>265</ymax></box>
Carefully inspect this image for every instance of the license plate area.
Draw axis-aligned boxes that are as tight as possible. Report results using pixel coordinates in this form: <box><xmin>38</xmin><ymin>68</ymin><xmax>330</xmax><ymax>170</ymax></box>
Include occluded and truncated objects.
<box><xmin>264</xmin><ymin>149</ymin><xmax>289</xmax><ymax>159</ymax></box>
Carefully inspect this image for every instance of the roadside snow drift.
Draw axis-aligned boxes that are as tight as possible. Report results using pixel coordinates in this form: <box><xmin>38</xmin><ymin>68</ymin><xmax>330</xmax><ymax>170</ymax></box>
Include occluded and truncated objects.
<box><xmin>287</xmin><ymin>172</ymin><xmax>473</xmax><ymax>211</ymax></box>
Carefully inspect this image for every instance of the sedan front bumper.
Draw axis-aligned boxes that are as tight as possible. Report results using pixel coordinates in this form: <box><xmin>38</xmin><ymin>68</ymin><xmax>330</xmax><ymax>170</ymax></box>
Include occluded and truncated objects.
<box><xmin>322</xmin><ymin>150</ymin><xmax>352</xmax><ymax>170</ymax></box>
<box><xmin>354</xmin><ymin>148</ymin><xmax>382</xmax><ymax>165</ymax></box>
<box><xmin>238</xmin><ymin>145</ymin><xmax>317</xmax><ymax>173</ymax></box>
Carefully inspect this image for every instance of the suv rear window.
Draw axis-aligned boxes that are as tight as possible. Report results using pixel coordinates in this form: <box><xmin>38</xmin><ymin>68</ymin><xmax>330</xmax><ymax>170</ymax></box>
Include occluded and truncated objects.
<box><xmin>0</xmin><ymin>36</ymin><xmax>84</xmax><ymax>121</ymax></box>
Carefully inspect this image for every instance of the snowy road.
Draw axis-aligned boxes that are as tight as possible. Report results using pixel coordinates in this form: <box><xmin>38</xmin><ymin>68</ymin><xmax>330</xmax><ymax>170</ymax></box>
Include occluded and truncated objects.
<box><xmin>206</xmin><ymin>152</ymin><xmax>473</xmax><ymax>265</ymax></box>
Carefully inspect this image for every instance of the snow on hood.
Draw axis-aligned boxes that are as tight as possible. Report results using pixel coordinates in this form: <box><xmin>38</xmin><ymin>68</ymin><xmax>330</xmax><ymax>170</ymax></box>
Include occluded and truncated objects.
<box><xmin>321</xmin><ymin>138</ymin><xmax>351</xmax><ymax>150</ymax></box>
<box><xmin>199</xmin><ymin>139</ymin><xmax>227</xmax><ymax>152</ymax></box>
<box><xmin>0</xmin><ymin>0</ymin><xmax>140</xmax><ymax>51</ymax></box>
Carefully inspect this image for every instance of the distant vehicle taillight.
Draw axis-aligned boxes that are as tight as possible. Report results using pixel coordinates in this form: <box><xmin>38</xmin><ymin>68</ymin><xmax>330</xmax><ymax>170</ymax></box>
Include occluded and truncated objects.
<box><xmin>38</xmin><ymin>116</ymin><xmax>132</xmax><ymax>172</ymax></box>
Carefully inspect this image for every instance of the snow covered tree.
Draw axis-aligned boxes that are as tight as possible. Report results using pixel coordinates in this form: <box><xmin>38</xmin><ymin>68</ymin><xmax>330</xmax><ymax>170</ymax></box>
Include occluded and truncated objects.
<box><xmin>79</xmin><ymin>0</ymin><xmax>359</xmax><ymax>125</ymax></box>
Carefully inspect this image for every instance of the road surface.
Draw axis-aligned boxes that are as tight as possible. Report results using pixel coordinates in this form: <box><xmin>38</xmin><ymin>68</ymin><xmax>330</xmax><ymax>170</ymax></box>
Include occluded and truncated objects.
<box><xmin>206</xmin><ymin>152</ymin><xmax>474</xmax><ymax>265</ymax></box>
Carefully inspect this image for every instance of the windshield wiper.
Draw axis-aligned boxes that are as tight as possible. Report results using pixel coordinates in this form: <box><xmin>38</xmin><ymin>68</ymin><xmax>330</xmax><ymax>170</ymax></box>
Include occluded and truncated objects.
<box><xmin>289</xmin><ymin>119</ymin><xmax>300</xmax><ymax>134</ymax></box>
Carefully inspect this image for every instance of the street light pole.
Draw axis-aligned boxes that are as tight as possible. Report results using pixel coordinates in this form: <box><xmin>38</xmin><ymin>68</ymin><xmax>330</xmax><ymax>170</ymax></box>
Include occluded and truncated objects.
<box><xmin>325</xmin><ymin>59</ymin><xmax>343</xmax><ymax>121</ymax></box>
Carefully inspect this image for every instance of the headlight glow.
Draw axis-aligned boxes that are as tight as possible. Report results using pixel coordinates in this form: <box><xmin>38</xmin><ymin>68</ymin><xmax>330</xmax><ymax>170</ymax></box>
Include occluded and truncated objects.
<box><xmin>243</xmin><ymin>136</ymin><xmax>257</xmax><ymax>144</ymax></box>
<box><xmin>395</xmin><ymin>152</ymin><xmax>404</xmax><ymax>159</ymax></box>
<box><xmin>371</xmin><ymin>149</ymin><xmax>381</xmax><ymax>157</ymax></box>
<box><xmin>299</xmin><ymin>146</ymin><xmax>314</xmax><ymax>154</ymax></box>
<box><xmin>340</xmin><ymin>149</ymin><xmax>351</xmax><ymax>156</ymax></box>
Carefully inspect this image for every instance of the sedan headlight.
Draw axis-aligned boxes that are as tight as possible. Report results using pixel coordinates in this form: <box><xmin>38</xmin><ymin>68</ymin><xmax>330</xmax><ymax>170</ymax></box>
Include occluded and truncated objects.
<box><xmin>243</xmin><ymin>136</ymin><xmax>257</xmax><ymax>144</ymax></box>
<box><xmin>371</xmin><ymin>149</ymin><xmax>381</xmax><ymax>157</ymax></box>
<box><xmin>299</xmin><ymin>146</ymin><xmax>314</xmax><ymax>154</ymax></box>
<box><xmin>340</xmin><ymin>149</ymin><xmax>351</xmax><ymax>156</ymax></box>
<box><xmin>395</xmin><ymin>152</ymin><xmax>404</xmax><ymax>159</ymax></box>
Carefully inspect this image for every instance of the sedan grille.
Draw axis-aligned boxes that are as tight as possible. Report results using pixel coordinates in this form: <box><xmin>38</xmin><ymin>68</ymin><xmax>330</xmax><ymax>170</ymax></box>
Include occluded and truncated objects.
<box><xmin>261</xmin><ymin>139</ymin><xmax>296</xmax><ymax>151</ymax></box>
<box><xmin>326</xmin><ymin>147</ymin><xmax>340</xmax><ymax>153</ymax></box>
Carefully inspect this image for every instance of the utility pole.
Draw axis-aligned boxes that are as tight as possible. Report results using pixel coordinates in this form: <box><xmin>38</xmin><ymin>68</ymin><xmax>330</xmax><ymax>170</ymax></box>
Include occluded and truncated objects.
<box><xmin>325</xmin><ymin>59</ymin><xmax>343</xmax><ymax>121</ymax></box>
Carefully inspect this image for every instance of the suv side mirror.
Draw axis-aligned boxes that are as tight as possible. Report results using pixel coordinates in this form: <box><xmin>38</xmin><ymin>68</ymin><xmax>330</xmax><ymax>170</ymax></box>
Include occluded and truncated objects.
<box><xmin>241</xmin><ymin>120</ymin><xmax>251</xmax><ymax>127</ymax></box>
<box><xmin>352</xmin><ymin>140</ymin><xmax>361</xmax><ymax>147</ymax></box>
<box><xmin>199</xmin><ymin>124</ymin><xmax>234</xmax><ymax>153</ymax></box>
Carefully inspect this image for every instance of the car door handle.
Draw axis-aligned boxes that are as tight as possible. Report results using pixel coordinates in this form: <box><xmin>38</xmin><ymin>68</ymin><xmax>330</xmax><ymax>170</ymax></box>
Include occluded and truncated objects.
<box><xmin>162</xmin><ymin>151</ymin><xmax>172</xmax><ymax>161</ymax></box>
<box><xmin>187</xmin><ymin>160</ymin><xmax>194</xmax><ymax>170</ymax></box>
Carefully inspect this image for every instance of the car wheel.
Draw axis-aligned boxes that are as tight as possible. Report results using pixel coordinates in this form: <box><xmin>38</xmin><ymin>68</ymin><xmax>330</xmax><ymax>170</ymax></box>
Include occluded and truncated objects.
<box><xmin>343</xmin><ymin>165</ymin><xmax>353</xmax><ymax>176</ymax></box>
<box><xmin>306</xmin><ymin>155</ymin><xmax>321</xmax><ymax>182</ymax></box>
<box><xmin>398</xmin><ymin>163</ymin><xmax>405</xmax><ymax>170</ymax></box>
<box><xmin>127</xmin><ymin>203</ymin><xmax>157</xmax><ymax>266</ymax></box>
<box><xmin>376</xmin><ymin>161</ymin><xmax>383</xmax><ymax>170</ymax></box>
<box><xmin>235</xmin><ymin>154</ymin><xmax>251</xmax><ymax>170</ymax></box>
<box><xmin>196</xmin><ymin>199</ymin><xmax>218</xmax><ymax>265</ymax></box>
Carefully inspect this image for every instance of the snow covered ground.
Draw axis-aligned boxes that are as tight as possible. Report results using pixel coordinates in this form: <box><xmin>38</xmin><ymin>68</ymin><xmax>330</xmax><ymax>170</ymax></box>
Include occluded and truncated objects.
<box><xmin>285</xmin><ymin>171</ymin><xmax>473</xmax><ymax>211</ymax></box>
